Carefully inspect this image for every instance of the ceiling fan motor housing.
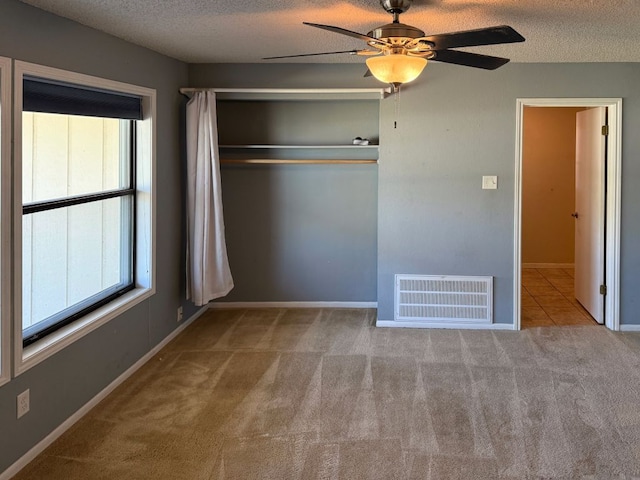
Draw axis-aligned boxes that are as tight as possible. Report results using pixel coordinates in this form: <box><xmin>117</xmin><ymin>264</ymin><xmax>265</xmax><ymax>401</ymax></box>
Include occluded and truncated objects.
<box><xmin>367</xmin><ymin>22</ymin><xmax>425</xmax><ymax>42</ymax></box>
<box><xmin>372</xmin><ymin>0</ymin><xmax>425</xmax><ymax>47</ymax></box>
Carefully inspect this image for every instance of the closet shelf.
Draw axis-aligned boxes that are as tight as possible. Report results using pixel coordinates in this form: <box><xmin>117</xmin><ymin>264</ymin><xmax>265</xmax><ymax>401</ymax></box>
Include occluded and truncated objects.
<box><xmin>211</xmin><ymin>87</ymin><xmax>382</xmax><ymax>166</ymax></box>
<box><xmin>219</xmin><ymin>144</ymin><xmax>378</xmax><ymax>149</ymax></box>
<box><xmin>220</xmin><ymin>159</ymin><xmax>377</xmax><ymax>165</ymax></box>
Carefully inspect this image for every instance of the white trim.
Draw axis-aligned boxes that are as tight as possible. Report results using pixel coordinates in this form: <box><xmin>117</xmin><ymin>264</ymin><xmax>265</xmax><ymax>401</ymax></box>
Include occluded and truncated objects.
<box><xmin>19</xmin><ymin>290</ymin><xmax>154</xmax><ymax>373</ymax></box>
<box><xmin>514</xmin><ymin>98</ymin><xmax>622</xmax><ymax>331</ymax></box>
<box><xmin>209</xmin><ymin>301</ymin><xmax>377</xmax><ymax>309</ymax></box>
<box><xmin>619</xmin><ymin>325</ymin><xmax>640</xmax><ymax>332</ymax></box>
<box><xmin>22</xmin><ymin>62</ymin><xmax>156</xmax><ymax>100</ymax></box>
<box><xmin>522</xmin><ymin>263</ymin><xmax>575</xmax><ymax>269</ymax></box>
<box><xmin>376</xmin><ymin>320</ymin><xmax>514</xmax><ymax>330</ymax></box>
<box><xmin>0</xmin><ymin>56</ymin><xmax>11</xmax><ymax>387</ymax></box>
<box><xmin>12</xmin><ymin>61</ymin><xmax>157</xmax><ymax>375</ymax></box>
<box><xmin>0</xmin><ymin>305</ymin><xmax>209</xmax><ymax>480</ymax></box>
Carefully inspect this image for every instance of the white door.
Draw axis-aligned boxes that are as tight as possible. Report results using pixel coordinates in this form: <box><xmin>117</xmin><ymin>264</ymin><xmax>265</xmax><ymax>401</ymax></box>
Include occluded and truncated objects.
<box><xmin>574</xmin><ymin>107</ymin><xmax>606</xmax><ymax>324</ymax></box>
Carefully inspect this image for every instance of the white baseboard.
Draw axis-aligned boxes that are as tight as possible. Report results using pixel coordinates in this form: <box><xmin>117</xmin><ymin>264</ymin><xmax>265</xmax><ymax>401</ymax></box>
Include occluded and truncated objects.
<box><xmin>376</xmin><ymin>320</ymin><xmax>515</xmax><ymax>330</ymax></box>
<box><xmin>0</xmin><ymin>305</ymin><xmax>209</xmax><ymax>480</ymax></box>
<box><xmin>209</xmin><ymin>301</ymin><xmax>377</xmax><ymax>309</ymax></box>
<box><xmin>619</xmin><ymin>324</ymin><xmax>640</xmax><ymax>332</ymax></box>
<box><xmin>522</xmin><ymin>263</ymin><xmax>575</xmax><ymax>269</ymax></box>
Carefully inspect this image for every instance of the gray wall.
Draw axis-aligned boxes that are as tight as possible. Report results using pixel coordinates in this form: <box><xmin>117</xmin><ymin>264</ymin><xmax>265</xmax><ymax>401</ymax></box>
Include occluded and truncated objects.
<box><xmin>0</xmin><ymin>0</ymin><xmax>190</xmax><ymax>473</ymax></box>
<box><xmin>377</xmin><ymin>62</ymin><xmax>640</xmax><ymax>323</ymax></box>
<box><xmin>191</xmin><ymin>62</ymin><xmax>640</xmax><ymax>325</ymax></box>
<box><xmin>221</xmin><ymin>164</ymin><xmax>377</xmax><ymax>302</ymax></box>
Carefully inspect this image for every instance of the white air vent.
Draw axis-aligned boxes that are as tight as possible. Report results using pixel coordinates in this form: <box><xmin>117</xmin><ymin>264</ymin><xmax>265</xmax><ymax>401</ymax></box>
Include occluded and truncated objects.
<box><xmin>395</xmin><ymin>275</ymin><xmax>493</xmax><ymax>324</ymax></box>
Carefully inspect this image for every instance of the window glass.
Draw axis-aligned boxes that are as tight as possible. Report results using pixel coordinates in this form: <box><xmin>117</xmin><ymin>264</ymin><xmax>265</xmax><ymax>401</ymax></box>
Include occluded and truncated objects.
<box><xmin>22</xmin><ymin>113</ymin><xmax>130</xmax><ymax>203</ymax></box>
<box><xmin>22</xmin><ymin>196</ymin><xmax>133</xmax><ymax>342</ymax></box>
<box><xmin>21</xmin><ymin>111</ymin><xmax>136</xmax><ymax>345</ymax></box>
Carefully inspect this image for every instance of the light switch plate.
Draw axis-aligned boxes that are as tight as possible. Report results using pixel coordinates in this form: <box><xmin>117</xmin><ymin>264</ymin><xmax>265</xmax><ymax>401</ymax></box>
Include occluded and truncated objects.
<box><xmin>482</xmin><ymin>175</ymin><xmax>498</xmax><ymax>190</ymax></box>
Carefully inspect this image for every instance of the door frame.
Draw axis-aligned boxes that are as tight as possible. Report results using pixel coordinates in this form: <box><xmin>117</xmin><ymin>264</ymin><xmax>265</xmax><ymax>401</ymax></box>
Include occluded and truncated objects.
<box><xmin>513</xmin><ymin>98</ymin><xmax>622</xmax><ymax>331</ymax></box>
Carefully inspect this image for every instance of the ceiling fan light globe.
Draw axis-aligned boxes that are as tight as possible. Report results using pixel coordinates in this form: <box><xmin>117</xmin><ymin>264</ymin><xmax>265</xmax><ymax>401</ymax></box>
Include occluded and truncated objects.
<box><xmin>365</xmin><ymin>55</ymin><xmax>427</xmax><ymax>85</ymax></box>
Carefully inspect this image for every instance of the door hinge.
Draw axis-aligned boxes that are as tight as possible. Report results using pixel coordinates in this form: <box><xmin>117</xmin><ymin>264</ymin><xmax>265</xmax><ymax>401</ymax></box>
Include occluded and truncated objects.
<box><xmin>602</xmin><ymin>125</ymin><xmax>609</xmax><ymax>136</ymax></box>
<box><xmin>600</xmin><ymin>284</ymin><xmax>607</xmax><ymax>295</ymax></box>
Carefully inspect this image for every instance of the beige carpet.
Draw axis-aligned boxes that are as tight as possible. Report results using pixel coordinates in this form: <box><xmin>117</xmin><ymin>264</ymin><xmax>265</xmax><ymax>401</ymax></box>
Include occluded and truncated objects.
<box><xmin>14</xmin><ymin>308</ymin><xmax>640</xmax><ymax>479</ymax></box>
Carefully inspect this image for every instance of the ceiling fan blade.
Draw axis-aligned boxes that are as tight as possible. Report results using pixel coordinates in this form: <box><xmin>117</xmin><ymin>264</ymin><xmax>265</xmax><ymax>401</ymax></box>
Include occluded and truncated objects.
<box><xmin>303</xmin><ymin>22</ymin><xmax>390</xmax><ymax>47</ymax></box>
<box><xmin>424</xmin><ymin>25</ymin><xmax>524</xmax><ymax>50</ymax></box>
<box><xmin>433</xmin><ymin>50</ymin><xmax>510</xmax><ymax>70</ymax></box>
<box><xmin>263</xmin><ymin>50</ymin><xmax>366</xmax><ymax>60</ymax></box>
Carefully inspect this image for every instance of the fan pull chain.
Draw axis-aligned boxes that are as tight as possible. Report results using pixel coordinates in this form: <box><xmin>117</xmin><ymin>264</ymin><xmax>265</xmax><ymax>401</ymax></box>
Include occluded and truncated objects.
<box><xmin>393</xmin><ymin>88</ymin><xmax>401</xmax><ymax>129</ymax></box>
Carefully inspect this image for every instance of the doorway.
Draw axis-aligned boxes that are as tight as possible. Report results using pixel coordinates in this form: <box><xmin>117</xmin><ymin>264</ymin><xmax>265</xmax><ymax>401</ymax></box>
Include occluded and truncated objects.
<box><xmin>514</xmin><ymin>98</ymin><xmax>622</xmax><ymax>331</ymax></box>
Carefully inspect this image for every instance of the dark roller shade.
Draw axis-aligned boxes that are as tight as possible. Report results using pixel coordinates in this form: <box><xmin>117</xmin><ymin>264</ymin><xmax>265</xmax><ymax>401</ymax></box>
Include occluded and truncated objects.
<box><xmin>23</xmin><ymin>76</ymin><xmax>143</xmax><ymax>120</ymax></box>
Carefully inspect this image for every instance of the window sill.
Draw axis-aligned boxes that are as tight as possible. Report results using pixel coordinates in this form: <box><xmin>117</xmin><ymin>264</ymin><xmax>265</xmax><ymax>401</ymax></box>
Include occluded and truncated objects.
<box><xmin>15</xmin><ymin>286</ymin><xmax>154</xmax><ymax>376</ymax></box>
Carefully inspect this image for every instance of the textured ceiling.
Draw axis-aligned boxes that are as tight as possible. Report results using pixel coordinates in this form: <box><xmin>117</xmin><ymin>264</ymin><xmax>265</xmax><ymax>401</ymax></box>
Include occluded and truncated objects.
<box><xmin>17</xmin><ymin>0</ymin><xmax>640</xmax><ymax>64</ymax></box>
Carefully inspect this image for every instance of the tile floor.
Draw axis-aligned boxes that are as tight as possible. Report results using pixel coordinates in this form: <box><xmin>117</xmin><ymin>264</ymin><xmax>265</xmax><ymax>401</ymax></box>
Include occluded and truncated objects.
<box><xmin>521</xmin><ymin>267</ymin><xmax>598</xmax><ymax>328</ymax></box>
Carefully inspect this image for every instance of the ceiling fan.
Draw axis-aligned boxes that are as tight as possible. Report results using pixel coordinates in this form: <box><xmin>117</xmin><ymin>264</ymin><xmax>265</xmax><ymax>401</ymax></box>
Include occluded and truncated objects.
<box><xmin>264</xmin><ymin>0</ymin><xmax>525</xmax><ymax>92</ymax></box>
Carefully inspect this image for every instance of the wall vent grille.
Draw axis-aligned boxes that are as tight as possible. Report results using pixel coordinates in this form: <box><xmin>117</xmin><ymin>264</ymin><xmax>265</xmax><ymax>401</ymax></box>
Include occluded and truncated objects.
<box><xmin>395</xmin><ymin>275</ymin><xmax>493</xmax><ymax>324</ymax></box>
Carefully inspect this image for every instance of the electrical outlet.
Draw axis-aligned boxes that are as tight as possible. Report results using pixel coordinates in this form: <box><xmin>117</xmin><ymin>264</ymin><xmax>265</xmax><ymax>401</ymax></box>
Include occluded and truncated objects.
<box><xmin>17</xmin><ymin>389</ymin><xmax>30</xmax><ymax>419</ymax></box>
<box><xmin>177</xmin><ymin>306</ymin><xmax>183</xmax><ymax>323</ymax></box>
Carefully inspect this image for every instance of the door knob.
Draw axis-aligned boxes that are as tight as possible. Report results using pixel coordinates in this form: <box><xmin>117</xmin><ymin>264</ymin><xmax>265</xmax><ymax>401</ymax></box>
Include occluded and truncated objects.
<box><xmin>571</xmin><ymin>212</ymin><xmax>579</xmax><ymax>218</ymax></box>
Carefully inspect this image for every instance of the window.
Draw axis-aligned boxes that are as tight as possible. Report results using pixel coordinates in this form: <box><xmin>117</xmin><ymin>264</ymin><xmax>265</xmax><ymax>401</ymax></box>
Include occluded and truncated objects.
<box><xmin>14</xmin><ymin>62</ymin><xmax>156</xmax><ymax>374</ymax></box>
<box><xmin>0</xmin><ymin>56</ymin><xmax>10</xmax><ymax>387</ymax></box>
<box><xmin>21</xmin><ymin>79</ymin><xmax>140</xmax><ymax>345</ymax></box>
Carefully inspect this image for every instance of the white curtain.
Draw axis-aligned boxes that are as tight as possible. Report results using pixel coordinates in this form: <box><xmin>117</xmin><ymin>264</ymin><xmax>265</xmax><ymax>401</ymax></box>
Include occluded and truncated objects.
<box><xmin>186</xmin><ymin>91</ymin><xmax>233</xmax><ymax>305</ymax></box>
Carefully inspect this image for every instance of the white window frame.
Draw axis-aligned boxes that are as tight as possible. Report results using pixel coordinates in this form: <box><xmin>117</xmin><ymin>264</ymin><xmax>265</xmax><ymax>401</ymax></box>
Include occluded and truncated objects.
<box><xmin>0</xmin><ymin>56</ymin><xmax>11</xmax><ymax>387</ymax></box>
<box><xmin>13</xmin><ymin>61</ymin><xmax>156</xmax><ymax>375</ymax></box>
